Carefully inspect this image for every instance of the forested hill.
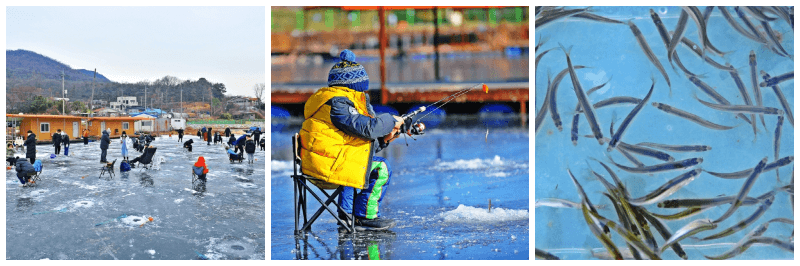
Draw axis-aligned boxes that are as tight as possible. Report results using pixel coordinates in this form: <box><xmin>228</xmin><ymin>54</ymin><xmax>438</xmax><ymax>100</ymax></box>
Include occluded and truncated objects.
<box><xmin>6</xmin><ymin>49</ymin><xmax>111</xmax><ymax>82</ymax></box>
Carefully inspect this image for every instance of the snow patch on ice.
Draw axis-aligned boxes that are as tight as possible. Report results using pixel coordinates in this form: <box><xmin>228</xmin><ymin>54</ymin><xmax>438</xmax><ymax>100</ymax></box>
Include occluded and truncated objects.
<box><xmin>439</xmin><ymin>204</ymin><xmax>528</xmax><ymax>223</ymax></box>
<box><xmin>174</xmin><ymin>199</ymin><xmax>184</xmax><ymax>204</ymax></box>
<box><xmin>146</xmin><ymin>250</ymin><xmax>156</xmax><ymax>255</ymax></box>
<box><xmin>434</xmin><ymin>155</ymin><xmax>527</xmax><ymax>171</ymax></box>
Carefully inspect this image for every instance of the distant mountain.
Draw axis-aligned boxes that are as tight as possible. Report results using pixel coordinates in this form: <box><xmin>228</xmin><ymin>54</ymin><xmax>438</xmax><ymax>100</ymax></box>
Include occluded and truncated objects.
<box><xmin>6</xmin><ymin>49</ymin><xmax>111</xmax><ymax>82</ymax></box>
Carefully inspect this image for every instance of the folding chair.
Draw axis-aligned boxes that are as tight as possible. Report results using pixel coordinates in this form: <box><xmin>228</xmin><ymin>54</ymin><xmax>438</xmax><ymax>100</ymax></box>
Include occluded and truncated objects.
<box><xmin>191</xmin><ymin>166</ymin><xmax>205</xmax><ymax>184</ymax></box>
<box><xmin>138</xmin><ymin>147</ymin><xmax>158</xmax><ymax>171</ymax></box>
<box><xmin>24</xmin><ymin>159</ymin><xmax>44</xmax><ymax>186</ymax></box>
<box><xmin>291</xmin><ymin>133</ymin><xmax>357</xmax><ymax>235</ymax></box>
<box><xmin>99</xmin><ymin>159</ymin><xmax>117</xmax><ymax>179</ymax></box>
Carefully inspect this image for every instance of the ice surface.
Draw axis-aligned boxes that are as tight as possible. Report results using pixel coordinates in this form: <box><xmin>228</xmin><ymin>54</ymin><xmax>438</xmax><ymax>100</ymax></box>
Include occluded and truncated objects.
<box><xmin>434</xmin><ymin>155</ymin><xmax>527</xmax><ymax>171</ymax></box>
<box><xmin>7</xmin><ymin>135</ymin><xmax>265</xmax><ymax>260</ymax></box>
<box><xmin>272</xmin><ymin>126</ymin><xmax>529</xmax><ymax>259</ymax></box>
<box><xmin>440</xmin><ymin>204</ymin><xmax>529</xmax><ymax>223</ymax></box>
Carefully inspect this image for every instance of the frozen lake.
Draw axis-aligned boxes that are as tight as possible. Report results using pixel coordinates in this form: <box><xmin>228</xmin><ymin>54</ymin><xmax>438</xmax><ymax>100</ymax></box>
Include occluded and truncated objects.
<box><xmin>6</xmin><ymin>134</ymin><xmax>265</xmax><ymax>260</ymax></box>
<box><xmin>271</xmin><ymin>117</ymin><xmax>530</xmax><ymax>260</ymax></box>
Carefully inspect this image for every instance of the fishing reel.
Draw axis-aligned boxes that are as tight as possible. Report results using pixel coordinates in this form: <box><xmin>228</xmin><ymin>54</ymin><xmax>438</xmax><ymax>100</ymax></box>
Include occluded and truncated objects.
<box><xmin>393</xmin><ymin>106</ymin><xmax>427</xmax><ymax>145</ymax></box>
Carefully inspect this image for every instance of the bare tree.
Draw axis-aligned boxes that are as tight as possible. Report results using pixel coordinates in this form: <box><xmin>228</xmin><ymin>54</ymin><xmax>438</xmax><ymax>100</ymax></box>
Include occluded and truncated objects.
<box><xmin>254</xmin><ymin>83</ymin><xmax>265</xmax><ymax>103</ymax></box>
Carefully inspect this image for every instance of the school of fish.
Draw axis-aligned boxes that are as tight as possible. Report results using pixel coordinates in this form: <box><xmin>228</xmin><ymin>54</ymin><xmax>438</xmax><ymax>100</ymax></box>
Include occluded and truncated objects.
<box><xmin>535</xmin><ymin>6</ymin><xmax>794</xmax><ymax>260</ymax></box>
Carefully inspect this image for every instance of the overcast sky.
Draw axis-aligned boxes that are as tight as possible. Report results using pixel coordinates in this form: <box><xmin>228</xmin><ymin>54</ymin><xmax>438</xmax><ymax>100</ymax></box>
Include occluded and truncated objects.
<box><xmin>6</xmin><ymin>6</ymin><xmax>265</xmax><ymax>97</ymax></box>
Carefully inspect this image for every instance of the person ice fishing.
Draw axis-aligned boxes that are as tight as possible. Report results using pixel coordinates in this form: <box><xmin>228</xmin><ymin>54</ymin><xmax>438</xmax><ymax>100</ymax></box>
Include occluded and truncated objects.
<box><xmin>244</xmin><ymin>135</ymin><xmax>256</xmax><ymax>164</ymax></box>
<box><xmin>12</xmin><ymin>157</ymin><xmax>37</xmax><ymax>187</ymax></box>
<box><xmin>235</xmin><ymin>134</ymin><xmax>247</xmax><ymax>154</ymax></box>
<box><xmin>52</xmin><ymin>129</ymin><xmax>62</xmax><ymax>155</ymax></box>
<box><xmin>224</xmin><ymin>127</ymin><xmax>231</xmax><ymax>137</ymax></box>
<box><xmin>129</xmin><ymin>144</ymin><xmax>157</xmax><ymax>166</ymax></box>
<box><xmin>82</xmin><ymin>129</ymin><xmax>89</xmax><ymax>145</ymax></box>
<box><xmin>184</xmin><ymin>139</ymin><xmax>194</xmax><ymax>152</ymax></box>
<box><xmin>24</xmin><ymin>130</ymin><xmax>37</xmax><ymax>164</ymax></box>
<box><xmin>61</xmin><ymin>131</ymin><xmax>70</xmax><ymax>156</ymax></box>
<box><xmin>259</xmin><ymin>137</ymin><xmax>265</xmax><ymax>151</ymax></box>
<box><xmin>193</xmin><ymin>156</ymin><xmax>209</xmax><ymax>182</ymax></box>
<box><xmin>100</xmin><ymin>128</ymin><xmax>110</xmax><ymax>163</ymax></box>
<box><xmin>207</xmin><ymin>127</ymin><xmax>213</xmax><ymax>145</ymax></box>
<box><xmin>228</xmin><ymin>133</ymin><xmax>236</xmax><ymax>147</ymax></box>
<box><xmin>299</xmin><ymin>49</ymin><xmax>403</xmax><ymax>230</ymax></box>
<box><xmin>252</xmin><ymin>127</ymin><xmax>261</xmax><ymax>143</ymax></box>
<box><xmin>7</xmin><ymin>143</ymin><xmax>16</xmax><ymax>163</ymax></box>
<box><xmin>120</xmin><ymin>131</ymin><xmax>130</xmax><ymax>161</ymax></box>
<box><xmin>177</xmin><ymin>128</ymin><xmax>184</xmax><ymax>142</ymax></box>
<box><xmin>213</xmin><ymin>132</ymin><xmax>222</xmax><ymax>144</ymax></box>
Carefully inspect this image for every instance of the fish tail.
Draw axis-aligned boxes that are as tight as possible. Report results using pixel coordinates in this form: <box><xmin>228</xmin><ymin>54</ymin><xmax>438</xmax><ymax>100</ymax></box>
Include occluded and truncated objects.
<box><xmin>557</xmin><ymin>43</ymin><xmax>573</xmax><ymax>57</ymax></box>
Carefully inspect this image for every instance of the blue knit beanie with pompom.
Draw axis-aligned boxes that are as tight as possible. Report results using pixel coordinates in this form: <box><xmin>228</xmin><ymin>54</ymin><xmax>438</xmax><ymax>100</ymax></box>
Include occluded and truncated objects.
<box><xmin>327</xmin><ymin>49</ymin><xmax>370</xmax><ymax>92</ymax></box>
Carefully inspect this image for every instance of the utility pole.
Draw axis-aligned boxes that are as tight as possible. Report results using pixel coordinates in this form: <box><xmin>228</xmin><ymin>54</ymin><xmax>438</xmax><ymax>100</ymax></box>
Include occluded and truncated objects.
<box><xmin>61</xmin><ymin>70</ymin><xmax>65</xmax><ymax>115</ymax></box>
<box><xmin>90</xmin><ymin>69</ymin><xmax>95</xmax><ymax>117</ymax></box>
<box><xmin>145</xmin><ymin>86</ymin><xmax>148</xmax><ymax>111</ymax></box>
<box><xmin>180</xmin><ymin>86</ymin><xmax>183</xmax><ymax>118</ymax></box>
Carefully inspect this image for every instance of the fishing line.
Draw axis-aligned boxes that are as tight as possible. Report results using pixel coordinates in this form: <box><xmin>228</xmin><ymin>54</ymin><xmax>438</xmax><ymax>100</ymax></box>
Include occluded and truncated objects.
<box><xmin>417</xmin><ymin>83</ymin><xmax>484</xmax><ymax>121</ymax></box>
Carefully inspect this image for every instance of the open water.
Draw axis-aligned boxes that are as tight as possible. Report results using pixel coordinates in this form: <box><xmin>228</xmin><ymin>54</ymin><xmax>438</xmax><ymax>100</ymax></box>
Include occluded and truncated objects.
<box><xmin>535</xmin><ymin>6</ymin><xmax>794</xmax><ymax>260</ymax></box>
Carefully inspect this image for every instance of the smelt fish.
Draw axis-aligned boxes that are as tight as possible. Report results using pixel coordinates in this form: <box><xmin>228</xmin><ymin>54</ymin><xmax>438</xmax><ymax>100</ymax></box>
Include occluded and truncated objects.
<box><xmin>742</xmin><ymin>6</ymin><xmax>778</xmax><ymax>22</ymax></box>
<box><xmin>659</xmin><ymin>218</ymin><xmax>717</xmax><ymax>254</ymax></box>
<box><xmin>774</xmin><ymin>115</ymin><xmax>784</xmax><ymax>182</ymax></box>
<box><xmin>705</xmin><ymin>155</ymin><xmax>793</xmax><ymax>179</ymax></box>
<box><xmin>548</xmin><ymin>65</ymin><xmax>588</xmax><ymax>132</ymax></box>
<box><xmin>535</xmin><ymin>248</ymin><xmax>560</xmax><ymax>260</ymax></box>
<box><xmin>704</xmin><ymin>221</ymin><xmax>772</xmax><ymax>260</ymax></box>
<box><xmin>635</xmin><ymin>142</ymin><xmax>711</xmax><ymax>152</ymax></box>
<box><xmin>571</xmin><ymin>78</ymin><xmax>612</xmax><ymax>145</ymax></box>
<box><xmin>652</xmin><ymin>102</ymin><xmax>738</xmax><ymax>130</ymax></box>
<box><xmin>713</xmin><ymin>157</ymin><xmax>768</xmax><ymax>223</ymax></box>
<box><xmin>700</xmin><ymin>196</ymin><xmax>775</xmax><ymax>241</ymax></box>
<box><xmin>572</xmin><ymin>12</ymin><xmax>624</xmax><ymax>24</ymax></box>
<box><xmin>648</xmin><ymin>207</ymin><xmax>708</xmax><ymax>220</ymax></box>
<box><xmin>535</xmin><ymin>70</ymin><xmax>553</xmax><ymax>134</ymax></box>
<box><xmin>641</xmin><ymin>210</ymin><xmax>688</xmax><ymax>259</ymax></box>
<box><xmin>581</xmin><ymin>203</ymin><xmax>622</xmax><ymax>260</ymax></box>
<box><xmin>676</xmin><ymin>34</ymin><xmax>737</xmax><ymax>72</ymax></box>
<box><xmin>667</xmin><ymin>10</ymin><xmax>689</xmax><ymax>66</ymax></box>
<box><xmin>627</xmin><ymin>20</ymin><xmax>671</xmax><ymax>90</ymax></box>
<box><xmin>761</xmin><ymin>70</ymin><xmax>794</xmax><ymax>126</ymax></box>
<box><xmin>608</xmin><ymin>156</ymin><xmax>702</xmax><ymax>174</ymax></box>
<box><xmin>560</xmin><ymin>44</ymin><xmax>604</xmax><ymax>145</ymax></box>
<box><xmin>688</xmin><ymin>76</ymin><xmax>754</xmax><ymax>123</ymax></box>
<box><xmin>707</xmin><ymin>236</ymin><xmax>794</xmax><ymax>260</ymax></box>
<box><xmin>682</xmin><ymin>6</ymin><xmax>727</xmax><ymax>57</ymax></box>
<box><xmin>760</xmin><ymin>20</ymin><xmax>790</xmax><ymax>57</ymax></box>
<box><xmin>694</xmin><ymin>96</ymin><xmax>783</xmax><ymax>115</ymax></box>
<box><xmin>608</xmin><ymin>78</ymin><xmax>655</xmax><ymax>152</ymax></box>
<box><xmin>587</xmin><ymin>207</ymin><xmax>662</xmax><ymax>259</ymax></box>
<box><xmin>629</xmin><ymin>169</ymin><xmax>702</xmax><ymax>206</ymax></box>
<box><xmin>535</xmin><ymin>198</ymin><xmax>581</xmax><ymax>209</ymax></box>
<box><xmin>760</xmin><ymin>71</ymin><xmax>794</xmax><ymax>87</ymax></box>
<box><xmin>718</xmin><ymin>6</ymin><xmax>765</xmax><ymax>43</ymax></box>
<box><xmin>728</xmin><ymin>65</ymin><xmax>758</xmax><ymax>138</ymax></box>
<box><xmin>535</xmin><ymin>7</ymin><xmax>591</xmax><ymax>29</ymax></box>
<box><xmin>568</xmin><ymin>168</ymin><xmax>609</xmax><ymax>233</ymax></box>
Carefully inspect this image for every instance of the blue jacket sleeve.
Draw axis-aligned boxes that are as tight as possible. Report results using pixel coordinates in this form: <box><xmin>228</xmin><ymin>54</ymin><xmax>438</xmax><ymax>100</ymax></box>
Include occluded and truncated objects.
<box><xmin>329</xmin><ymin>97</ymin><xmax>396</xmax><ymax>140</ymax></box>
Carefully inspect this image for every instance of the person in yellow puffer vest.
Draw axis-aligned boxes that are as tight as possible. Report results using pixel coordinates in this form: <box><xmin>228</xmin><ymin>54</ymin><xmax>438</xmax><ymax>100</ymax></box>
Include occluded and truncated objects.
<box><xmin>300</xmin><ymin>49</ymin><xmax>403</xmax><ymax>231</ymax></box>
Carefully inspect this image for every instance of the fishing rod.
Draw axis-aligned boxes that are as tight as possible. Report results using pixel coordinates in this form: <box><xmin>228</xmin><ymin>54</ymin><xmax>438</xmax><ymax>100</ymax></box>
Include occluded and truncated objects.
<box><xmin>393</xmin><ymin>83</ymin><xmax>489</xmax><ymax>142</ymax></box>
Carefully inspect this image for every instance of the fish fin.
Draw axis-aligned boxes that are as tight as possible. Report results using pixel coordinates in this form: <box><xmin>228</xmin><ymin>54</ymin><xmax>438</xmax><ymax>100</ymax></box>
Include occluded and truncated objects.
<box><xmin>557</xmin><ymin>43</ymin><xmax>573</xmax><ymax>57</ymax></box>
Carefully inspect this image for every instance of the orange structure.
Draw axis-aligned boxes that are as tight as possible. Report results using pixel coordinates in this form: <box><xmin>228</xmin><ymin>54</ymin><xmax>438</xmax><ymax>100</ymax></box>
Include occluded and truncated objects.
<box><xmin>6</xmin><ymin>114</ymin><xmax>84</xmax><ymax>141</ymax></box>
<box><xmin>87</xmin><ymin>117</ymin><xmax>154</xmax><ymax>137</ymax></box>
<box><xmin>6</xmin><ymin>114</ymin><xmax>155</xmax><ymax>141</ymax></box>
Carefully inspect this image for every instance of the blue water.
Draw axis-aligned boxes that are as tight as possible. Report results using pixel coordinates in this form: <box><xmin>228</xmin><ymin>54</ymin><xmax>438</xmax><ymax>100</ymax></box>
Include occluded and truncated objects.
<box><xmin>535</xmin><ymin>7</ymin><xmax>793</xmax><ymax>260</ymax></box>
<box><xmin>271</xmin><ymin>116</ymin><xmax>529</xmax><ymax>259</ymax></box>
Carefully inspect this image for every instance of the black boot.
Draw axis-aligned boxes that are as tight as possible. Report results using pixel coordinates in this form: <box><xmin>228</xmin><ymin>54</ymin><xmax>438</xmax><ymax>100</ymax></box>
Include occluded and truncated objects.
<box><xmin>355</xmin><ymin>217</ymin><xmax>396</xmax><ymax>231</ymax></box>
